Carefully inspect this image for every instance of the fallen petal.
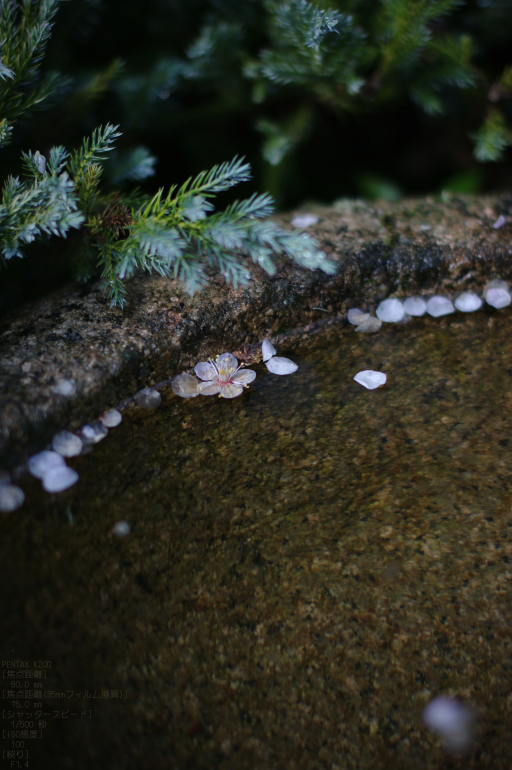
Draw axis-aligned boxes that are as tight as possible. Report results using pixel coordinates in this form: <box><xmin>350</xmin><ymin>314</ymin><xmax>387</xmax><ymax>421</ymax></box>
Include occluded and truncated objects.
<box><xmin>52</xmin><ymin>378</ymin><xmax>77</xmax><ymax>397</ymax></box>
<box><xmin>376</xmin><ymin>298</ymin><xmax>404</xmax><ymax>323</ymax></box>
<box><xmin>485</xmin><ymin>286</ymin><xmax>511</xmax><ymax>309</ymax></box>
<box><xmin>194</xmin><ymin>361</ymin><xmax>217</xmax><ymax>381</ymax></box>
<box><xmin>266</xmin><ymin>356</ymin><xmax>298</xmax><ymax>375</ymax></box>
<box><xmin>291</xmin><ymin>214</ymin><xmax>318</xmax><ymax>228</ymax></box>
<box><xmin>484</xmin><ymin>278</ymin><xmax>509</xmax><ymax>293</ymax></box>
<box><xmin>403</xmin><ymin>296</ymin><xmax>427</xmax><ymax>316</ymax></box>
<box><xmin>232</xmin><ymin>369</ymin><xmax>257</xmax><ymax>385</ymax></box>
<box><xmin>348</xmin><ymin>308</ymin><xmax>370</xmax><ymax>325</ymax></box>
<box><xmin>0</xmin><ymin>484</ymin><xmax>25</xmax><ymax>512</ymax></box>
<box><xmin>355</xmin><ymin>316</ymin><xmax>382</xmax><ymax>333</ymax></box>
<box><xmin>52</xmin><ymin>430</ymin><xmax>83</xmax><ymax>457</ymax></box>
<box><xmin>454</xmin><ymin>292</ymin><xmax>482</xmax><ymax>312</ymax></box>
<box><xmin>172</xmin><ymin>372</ymin><xmax>200</xmax><ymax>398</ymax></box>
<box><xmin>426</xmin><ymin>296</ymin><xmax>455</xmax><ymax>317</ymax></box>
<box><xmin>423</xmin><ymin>696</ymin><xmax>476</xmax><ymax>755</ymax></box>
<box><xmin>262</xmin><ymin>339</ymin><xmax>277</xmax><ymax>362</ymax></box>
<box><xmin>134</xmin><ymin>388</ymin><xmax>161</xmax><ymax>409</ymax></box>
<box><xmin>198</xmin><ymin>381</ymin><xmax>221</xmax><ymax>396</ymax></box>
<box><xmin>28</xmin><ymin>450</ymin><xmax>66</xmax><ymax>479</ymax></box>
<box><xmin>112</xmin><ymin>520</ymin><xmax>131</xmax><ymax>537</ymax></box>
<box><xmin>219</xmin><ymin>382</ymin><xmax>244</xmax><ymax>398</ymax></box>
<box><xmin>79</xmin><ymin>422</ymin><xmax>108</xmax><ymax>443</ymax></box>
<box><xmin>354</xmin><ymin>370</ymin><xmax>387</xmax><ymax>390</ymax></box>
<box><xmin>101</xmin><ymin>409</ymin><xmax>123</xmax><ymax>427</ymax></box>
<box><xmin>42</xmin><ymin>466</ymin><xmax>79</xmax><ymax>493</ymax></box>
<box><xmin>215</xmin><ymin>352</ymin><xmax>239</xmax><ymax>376</ymax></box>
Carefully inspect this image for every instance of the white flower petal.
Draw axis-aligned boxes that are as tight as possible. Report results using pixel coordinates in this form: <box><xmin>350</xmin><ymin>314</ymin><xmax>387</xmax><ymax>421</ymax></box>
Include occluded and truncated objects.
<box><xmin>291</xmin><ymin>214</ymin><xmax>318</xmax><ymax>228</ymax></box>
<box><xmin>52</xmin><ymin>430</ymin><xmax>83</xmax><ymax>457</ymax></box>
<box><xmin>79</xmin><ymin>422</ymin><xmax>108</xmax><ymax>442</ymax></box>
<box><xmin>484</xmin><ymin>279</ymin><xmax>509</xmax><ymax>293</ymax></box>
<box><xmin>112</xmin><ymin>520</ymin><xmax>131</xmax><ymax>537</ymax></box>
<box><xmin>403</xmin><ymin>296</ymin><xmax>427</xmax><ymax>316</ymax></box>
<box><xmin>0</xmin><ymin>484</ymin><xmax>25</xmax><ymax>512</ymax></box>
<box><xmin>28</xmin><ymin>450</ymin><xmax>66</xmax><ymax>479</ymax></box>
<box><xmin>198</xmin><ymin>381</ymin><xmax>221</xmax><ymax>396</ymax></box>
<box><xmin>423</xmin><ymin>696</ymin><xmax>475</xmax><ymax>754</ymax></box>
<box><xmin>42</xmin><ymin>466</ymin><xmax>79</xmax><ymax>493</ymax></box>
<box><xmin>353</xmin><ymin>370</ymin><xmax>387</xmax><ymax>390</ymax></box>
<box><xmin>101</xmin><ymin>409</ymin><xmax>123</xmax><ymax>427</ymax></box>
<box><xmin>262</xmin><ymin>339</ymin><xmax>277</xmax><ymax>362</ymax></box>
<box><xmin>195</xmin><ymin>361</ymin><xmax>217</xmax><ymax>381</ymax></box>
<box><xmin>172</xmin><ymin>372</ymin><xmax>200</xmax><ymax>398</ymax></box>
<box><xmin>232</xmin><ymin>369</ymin><xmax>257</xmax><ymax>385</ymax></box>
<box><xmin>215</xmin><ymin>352</ymin><xmax>239</xmax><ymax>376</ymax></box>
<box><xmin>266</xmin><ymin>356</ymin><xmax>298</xmax><ymax>375</ymax></box>
<box><xmin>355</xmin><ymin>316</ymin><xmax>382</xmax><ymax>333</ymax></box>
<box><xmin>347</xmin><ymin>308</ymin><xmax>369</xmax><ymax>325</ymax></box>
<box><xmin>426</xmin><ymin>295</ymin><xmax>455</xmax><ymax>317</ymax></box>
<box><xmin>52</xmin><ymin>378</ymin><xmax>77</xmax><ymax>396</ymax></box>
<box><xmin>219</xmin><ymin>382</ymin><xmax>244</xmax><ymax>398</ymax></box>
<box><xmin>376</xmin><ymin>298</ymin><xmax>404</xmax><ymax>323</ymax></box>
<box><xmin>485</xmin><ymin>287</ymin><xmax>511</xmax><ymax>309</ymax></box>
<box><xmin>454</xmin><ymin>292</ymin><xmax>482</xmax><ymax>312</ymax></box>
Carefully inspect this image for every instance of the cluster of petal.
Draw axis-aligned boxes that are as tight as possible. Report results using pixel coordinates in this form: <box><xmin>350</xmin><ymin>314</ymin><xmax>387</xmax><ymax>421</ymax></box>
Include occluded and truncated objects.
<box><xmin>194</xmin><ymin>353</ymin><xmax>256</xmax><ymax>399</ymax></box>
<box><xmin>262</xmin><ymin>339</ymin><xmax>298</xmax><ymax>375</ymax></box>
<box><xmin>28</xmin><ymin>449</ymin><xmax>79</xmax><ymax>493</ymax></box>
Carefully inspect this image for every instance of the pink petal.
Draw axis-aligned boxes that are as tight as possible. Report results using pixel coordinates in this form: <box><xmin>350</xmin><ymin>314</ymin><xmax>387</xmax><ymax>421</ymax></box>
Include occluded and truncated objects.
<box><xmin>195</xmin><ymin>361</ymin><xmax>217</xmax><ymax>381</ymax></box>
<box><xmin>219</xmin><ymin>382</ymin><xmax>244</xmax><ymax>399</ymax></box>
<box><xmin>198</xmin><ymin>381</ymin><xmax>221</xmax><ymax>396</ymax></box>
<box><xmin>232</xmin><ymin>369</ymin><xmax>256</xmax><ymax>385</ymax></box>
<box><xmin>215</xmin><ymin>352</ymin><xmax>239</xmax><ymax>377</ymax></box>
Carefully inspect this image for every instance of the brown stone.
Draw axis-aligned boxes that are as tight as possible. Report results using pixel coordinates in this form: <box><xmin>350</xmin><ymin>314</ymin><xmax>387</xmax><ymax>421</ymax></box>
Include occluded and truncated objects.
<box><xmin>1</xmin><ymin>194</ymin><xmax>511</xmax><ymax>467</ymax></box>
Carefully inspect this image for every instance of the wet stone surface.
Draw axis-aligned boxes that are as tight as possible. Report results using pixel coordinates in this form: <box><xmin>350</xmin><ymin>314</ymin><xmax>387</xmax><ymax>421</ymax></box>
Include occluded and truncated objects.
<box><xmin>2</xmin><ymin>193</ymin><xmax>512</xmax><ymax>468</ymax></box>
<box><xmin>1</xmin><ymin>307</ymin><xmax>511</xmax><ymax>768</ymax></box>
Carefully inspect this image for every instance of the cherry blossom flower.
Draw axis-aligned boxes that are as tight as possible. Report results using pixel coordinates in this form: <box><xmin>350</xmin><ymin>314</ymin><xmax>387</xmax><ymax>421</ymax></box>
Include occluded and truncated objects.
<box><xmin>194</xmin><ymin>353</ymin><xmax>256</xmax><ymax>398</ymax></box>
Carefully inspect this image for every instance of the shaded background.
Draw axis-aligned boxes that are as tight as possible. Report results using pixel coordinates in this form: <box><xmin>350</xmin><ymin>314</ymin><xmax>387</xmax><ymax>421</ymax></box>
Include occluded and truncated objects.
<box><xmin>1</xmin><ymin>0</ymin><xmax>512</xmax><ymax>312</ymax></box>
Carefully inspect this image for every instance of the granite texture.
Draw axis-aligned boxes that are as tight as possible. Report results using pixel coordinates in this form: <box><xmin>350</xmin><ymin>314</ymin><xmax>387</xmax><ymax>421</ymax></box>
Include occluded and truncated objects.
<box><xmin>1</xmin><ymin>308</ymin><xmax>511</xmax><ymax>768</ymax></box>
<box><xmin>1</xmin><ymin>193</ymin><xmax>511</xmax><ymax>468</ymax></box>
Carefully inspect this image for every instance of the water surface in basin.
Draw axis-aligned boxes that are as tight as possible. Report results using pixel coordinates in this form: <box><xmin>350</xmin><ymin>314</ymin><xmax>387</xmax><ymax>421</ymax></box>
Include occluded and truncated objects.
<box><xmin>1</xmin><ymin>308</ymin><xmax>512</xmax><ymax>769</ymax></box>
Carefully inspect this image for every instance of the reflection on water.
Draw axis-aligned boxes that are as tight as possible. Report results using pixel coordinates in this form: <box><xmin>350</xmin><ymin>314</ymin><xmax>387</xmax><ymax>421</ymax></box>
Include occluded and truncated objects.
<box><xmin>1</xmin><ymin>309</ymin><xmax>511</xmax><ymax>769</ymax></box>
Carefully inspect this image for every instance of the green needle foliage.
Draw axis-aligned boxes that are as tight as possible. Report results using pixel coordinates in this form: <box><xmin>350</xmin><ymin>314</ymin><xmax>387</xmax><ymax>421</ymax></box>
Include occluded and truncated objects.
<box><xmin>0</xmin><ymin>0</ymin><xmax>335</xmax><ymax>307</ymax></box>
<box><xmin>1</xmin><ymin>145</ymin><xmax>84</xmax><ymax>259</ymax></box>
<box><xmin>0</xmin><ymin>0</ymin><xmax>69</xmax><ymax>143</ymax></box>
<box><xmin>127</xmin><ymin>0</ymin><xmax>508</xmax><ymax>166</ymax></box>
<box><xmin>87</xmin><ymin>152</ymin><xmax>334</xmax><ymax>305</ymax></box>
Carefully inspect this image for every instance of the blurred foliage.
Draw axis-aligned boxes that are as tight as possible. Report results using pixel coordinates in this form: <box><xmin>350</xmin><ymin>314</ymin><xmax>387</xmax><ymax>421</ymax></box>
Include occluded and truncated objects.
<box><xmin>1</xmin><ymin>0</ymin><xmax>512</xmax><ymax>311</ymax></box>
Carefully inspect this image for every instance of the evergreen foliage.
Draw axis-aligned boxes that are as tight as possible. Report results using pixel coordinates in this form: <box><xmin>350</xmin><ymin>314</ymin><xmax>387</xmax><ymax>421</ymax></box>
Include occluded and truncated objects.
<box><xmin>0</xmin><ymin>0</ymin><xmax>68</xmax><ymax>139</ymax></box>
<box><xmin>1</xmin><ymin>0</ymin><xmax>511</xmax><ymax>309</ymax></box>
<box><xmin>0</xmin><ymin>0</ymin><xmax>335</xmax><ymax>307</ymax></box>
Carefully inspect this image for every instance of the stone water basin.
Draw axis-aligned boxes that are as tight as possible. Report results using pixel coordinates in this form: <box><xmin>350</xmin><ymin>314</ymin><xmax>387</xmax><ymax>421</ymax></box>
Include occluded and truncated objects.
<box><xmin>1</xmin><ymin>306</ymin><xmax>511</xmax><ymax>769</ymax></box>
